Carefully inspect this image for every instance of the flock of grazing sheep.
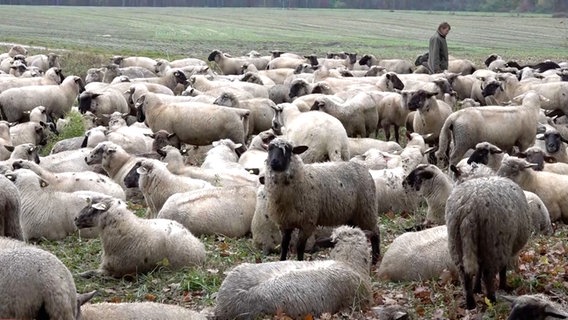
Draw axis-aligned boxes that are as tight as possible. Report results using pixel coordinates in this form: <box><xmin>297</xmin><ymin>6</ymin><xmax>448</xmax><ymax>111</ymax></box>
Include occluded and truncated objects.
<box><xmin>0</xmin><ymin>43</ymin><xmax>567</xmax><ymax>319</ymax></box>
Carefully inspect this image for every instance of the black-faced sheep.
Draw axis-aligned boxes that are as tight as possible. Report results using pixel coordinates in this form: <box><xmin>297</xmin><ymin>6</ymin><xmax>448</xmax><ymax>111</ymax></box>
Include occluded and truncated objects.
<box><xmin>503</xmin><ymin>294</ymin><xmax>568</xmax><ymax>320</ymax></box>
<box><xmin>75</xmin><ymin>196</ymin><xmax>206</xmax><ymax>278</ymax></box>
<box><xmin>446</xmin><ymin>176</ymin><xmax>531</xmax><ymax>309</ymax></box>
<box><xmin>214</xmin><ymin>226</ymin><xmax>373</xmax><ymax>319</ymax></box>
<box><xmin>263</xmin><ymin>138</ymin><xmax>380</xmax><ymax>264</ymax></box>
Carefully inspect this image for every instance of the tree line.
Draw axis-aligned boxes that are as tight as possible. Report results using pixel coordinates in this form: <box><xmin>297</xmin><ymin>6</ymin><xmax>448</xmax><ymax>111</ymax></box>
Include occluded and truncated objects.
<box><xmin>1</xmin><ymin>0</ymin><xmax>566</xmax><ymax>13</ymax></box>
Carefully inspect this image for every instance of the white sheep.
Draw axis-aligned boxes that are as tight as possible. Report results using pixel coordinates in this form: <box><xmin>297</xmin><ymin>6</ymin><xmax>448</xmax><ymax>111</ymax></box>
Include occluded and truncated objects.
<box><xmin>0</xmin><ymin>246</ymin><xmax>95</xmax><ymax>319</ymax></box>
<box><xmin>213</xmin><ymin>91</ymin><xmax>276</xmax><ymax>136</ymax></box>
<box><xmin>347</xmin><ymin>137</ymin><xmax>402</xmax><ymax>157</ymax></box>
<box><xmin>0</xmin><ymin>174</ymin><xmax>21</xmax><ymax>240</ymax></box>
<box><xmin>238</xmin><ymin>130</ymin><xmax>276</xmax><ymax>173</ymax></box>
<box><xmin>404</xmin><ymin>89</ymin><xmax>452</xmax><ymax>145</ymax></box>
<box><xmin>123</xmin><ymin>159</ymin><xmax>213</xmax><ymax>218</ymax></box>
<box><xmin>201</xmin><ymin>139</ymin><xmax>246</xmax><ymax>172</ymax></box>
<box><xmin>271</xmin><ymin>103</ymin><xmax>350</xmax><ymax>163</ymax></box>
<box><xmin>9</xmin><ymin>121</ymin><xmax>48</xmax><ymax>147</ymax></box>
<box><xmin>75</xmin><ymin>196</ymin><xmax>206</xmax><ymax>278</ymax></box>
<box><xmin>214</xmin><ymin>226</ymin><xmax>373</xmax><ymax>319</ymax></box>
<box><xmin>80</xmin><ymin>302</ymin><xmax>207</xmax><ymax>320</ymax></box>
<box><xmin>157</xmin><ymin>185</ymin><xmax>257</xmax><ymax>238</ymax></box>
<box><xmin>446</xmin><ymin>176</ymin><xmax>531</xmax><ymax>309</ymax></box>
<box><xmin>263</xmin><ymin>138</ymin><xmax>380</xmax><ymax>264</ymax></box>
<box><xmin>84</xmin><ymin>141</ymin><xmax>142</xmax><ymax>189</ymax></box>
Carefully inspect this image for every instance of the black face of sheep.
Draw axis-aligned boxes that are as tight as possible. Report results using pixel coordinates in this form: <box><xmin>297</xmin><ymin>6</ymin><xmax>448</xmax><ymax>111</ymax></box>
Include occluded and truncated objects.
<box><xmin>149</xmin><ymin>131</ymin><xmax>180</xmax><ymax>151</ymax></box>
<box><xmin>75</xmin><ymin>199</ymin><xmax>111</xmax><ymax>229</ymax></box>
<box><xmin>407</xmin><ymin>90</ymin><xmax>437</xmax><ymax>111</ymax></box>
<box><xmin>36</xmin><ymin>125</ymin><xmax>48</xmax><ymax>146</ymax></box>
<box><xmin>288</xmin><ymin>81</ymin><xmax>307</xmax><ymax>100</ymax></box>
<box><xmin>415</xmin><ymin>52</ymin><xmax>429</xmax><ymax>67</ymax></box>
<box><xmin>136</xmin><ymin>104</ymin><xmax>146</xmax><ymax>123</ymax></box>
<box><xmin>207</xmin><ymin>50</ymin><xmax>222</xmax><ymax>62</ymax></box>
<box><xmin>402</xmin><ymin>165</ymin><xmax>434</xmax><ymax>192</ymax></box>
<box><xmin>173</xmin><ymin>71</ymin><xmax>188</xmax><ymax>85</ymax></box>
<box><xmin>123</xmin><ymin>161</ymin><xmax>142</xmax><ymax>188</ymax></box>
<box><xmin>481</xmin><ymin>81</ymin><xmax>503</xmax><ymax>98</ymax></box>
<box><xmin>521</xmin><ymin>151</ymin><xmax>546</xmax><ymax>171</ymax></box>
<box><xmin>386</xmin><ymin>73</ymin><xmax>405</xmax><ymax>91</ymax></box>
<box><xmin>539</xmin><ymin>131</ymin><xmax>567</xmax><ymax>154</ymax></box>
<box><xmin>85</xmin><ymin>145</ymin><xmax>106</xmax><ymax>165</ymax></box>
<box><xmin>267</xmin><ymin>140</ymin><xmax>308</xmax><ymax>172</ymax></box>
<box><xmin>484</xmin><ymin>54</ymin><xmax>500</xmax><ymax>67</ymax></box>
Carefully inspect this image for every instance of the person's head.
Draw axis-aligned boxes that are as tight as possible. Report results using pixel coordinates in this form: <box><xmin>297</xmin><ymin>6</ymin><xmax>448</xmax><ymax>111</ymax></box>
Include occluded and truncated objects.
<box><xmin>438</xmin><ymin>22</ymin><xmax>451</xmax><ymax>36</ymax></box>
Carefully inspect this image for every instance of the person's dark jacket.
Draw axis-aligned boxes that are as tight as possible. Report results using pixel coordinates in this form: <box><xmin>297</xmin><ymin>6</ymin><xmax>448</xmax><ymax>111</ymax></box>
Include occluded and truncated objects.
<box><xmin>428</xmin><ymin>31</ymin><xmax>448</xmax><ymax>73</ymax></box>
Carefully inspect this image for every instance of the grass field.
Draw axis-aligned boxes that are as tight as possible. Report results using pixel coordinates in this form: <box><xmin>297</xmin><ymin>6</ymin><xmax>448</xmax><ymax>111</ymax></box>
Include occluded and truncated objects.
<box><xmin>1</xmin><ymin>6</ymin><xmax>567</xmax><ymax>320</ymax></box>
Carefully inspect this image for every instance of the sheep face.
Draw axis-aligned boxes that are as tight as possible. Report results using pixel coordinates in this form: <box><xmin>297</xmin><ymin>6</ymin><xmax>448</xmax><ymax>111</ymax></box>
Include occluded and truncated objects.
<box><xmin>85</xmin><ymin>142</ymin><xmax>109</xmax><ymax>165</ymax></box>
<box><xmin>75</xmin><ymin>198</ymin><xmax>114</xmax><ymax>229</ymax></box>
<box><xmin>467</xmin><ymin>142</ymin><xmax>503</xmax><ymax>165</ymax></box>
<box><xmin>386</xmin><ymin>73</ymin><xmax>405</xmax><ymax>91</ymax></box>
<box><xmin>537</xmin><ymin>130</ymin><xmax>567</xmax><ymax>154</ymax></box>
<box><xmin>497</xmin><ymin>156</ymin><xmax>538</xmax><ymax>179</ymax></box>
<box><xmin>207</xmin><ymin>50</ymin><xmax>222</xmax><ymax>62</ymax></box>
<box><xmin>149</xmin><ymin>130</ymin><xmax>180</xmax><ymax>151</ymax></box>
<box><xmin>123</xmin><ymin>161</ymin><xmax>142</xmax><ymax>188</ymax></box>
<box><xmin>402</xmin><ymin>164</ymin><xmax>435</xmax><ymax>193</ymax></box>
<box><xmin>5</xmin><ymin>169</ymin><xmax>48</xmax><ymax>189</ymax></box>
<box><xmin>505</xmin><ymin>295</ymin><xmax>568</xmax><ymax>320</ymax></box>
<box><xmin>213</xmin><ymin>92</ymin><xmax>236</xmax><ymax>108</ymax></box>
<box><xmin>407</xmin><ymin>90</ymin><xmax>437</xmax><ymax>112</ymax></box>
<box><xmin>12</xmin><ymin>144</ymin><xmax>40</xmax><ymax>164</ymax></box>
<box><xmin>289</xmin><ymin>80</ymin><xmax>309</xmax><ymax>99</ymax></box>
<box><xmin>78</xmin><ymin>92</ymin><xmax>101</xmax><ymax>114</ymax></box>
<box><xmin>481</xmin><ymin>80</ymin><xmax>503</xmax><ymax>98</ymax></box>
<box><xmin>271</xmin><ymin>104</ymin><xmax>285</xmax><ymax>135</ymax></box>
<box><xmin>267</xmin><ymin>139</ymin><xmax>307</xmax><ymax>172</ymax></box>
<box><xmin>173</xmin><ymin>70</ymin><xmax>188</xmax><ymax>85</ymax></box>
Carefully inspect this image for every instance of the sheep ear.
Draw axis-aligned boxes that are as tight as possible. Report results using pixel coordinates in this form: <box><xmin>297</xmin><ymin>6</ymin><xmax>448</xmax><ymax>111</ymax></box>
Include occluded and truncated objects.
<box><xmin>180</xmin><ymin>148</ymin><xmax>188</xmax><ymax>155</ymax></box>
<box><xmin>234</xmin><ymin>143</ymin><xmax>242</xmax><ymax>149</ymax></box>
<box><xmin>525</xmin><ymin>162</ymin><xmax>539</xmax><ymax>169</ymax></box>
<box><xmin>167</xmin><ymin>133</ymin><xmax>176</xmax><ymax>139</ymax></box>
<box><xmin>4</xmin><ymin>145</ymin><xmax>14</xmax><ymax>152</ymax></box>
<box><xmin>136</xmin><ymin>166</ymin><xmax>148</xmax><ymax>175</ymax></box>
<box><xmin>77</xmin><ymin>290</ymin><xmax>97</xmax><ymax>307</ymax></box>
<box><xmin>258</xmin><ymin>175</ymin><xmax>265</xmax><ymax>185</ymax></box>
<box><xmin>5</xmin><ymin>173</ymin><xmax>16</xmax><ymax>181</ymax></box>
<box><xmin>292</xmin><ymin>145</ymin><xmax>308</xmax><ymax>155</ymax></box>
<box><xmin>449</xmin><ymin>164</ymin><xmax>461</xmax><ymax>176</ymax></box>
<box><xmin>314</xmin><ymin>236</ymin><xmax>335</xmax><ymax>248</ymax></box>
<box><xmin>424</xmin><ymin>146</ymin><xmax>437</xmax><ymax>154</ymax></box>
<box><xmin>393</xmin><ymin>311</ymin><xmax>408</xmax><ymax>320</ymax></box>
<box><xmin>144</xmin><ymin>133</ymin><xmax>155</xmax><ymax>138</ymax></box>
<box><xmin>544</xmin><ymin>155</ymin><xmax>557</xmax><ymax>163</ymax></box>
<box><xmin>536</xmin><ymin>133</ymin><xmax>545</xmax><ymax>140</ymax></box>
<box><xmin>39</xmin><ymin>179</ymin><xmax>49</xmax><ymax>188</ymax></box>
<box><xmin>490</xmin><ymin>146</ymin><xmax>503</xmax><ymax>154</ymax></box>
<box><xmin>92</xmin><ymin>202</ymin><xmax>108</xmax><ymax>211</ymax></box>
<box><xmin>543</xmin><ymin>309</ymin><xmax>568</xmax><ymax>319</ymax></box>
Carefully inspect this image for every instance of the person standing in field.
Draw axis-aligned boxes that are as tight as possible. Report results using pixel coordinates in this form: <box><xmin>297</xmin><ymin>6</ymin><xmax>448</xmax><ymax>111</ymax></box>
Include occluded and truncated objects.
<box><xmin>428</xmin><ymin>22</ymin><xmax>451</xmax><ymax>73</ymax></box>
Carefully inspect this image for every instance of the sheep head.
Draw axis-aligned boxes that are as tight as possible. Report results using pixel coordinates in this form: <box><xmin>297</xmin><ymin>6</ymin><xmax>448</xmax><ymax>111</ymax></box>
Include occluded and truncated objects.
<box><xmin>402</xmin><ymin>164</ymin><xmax>436</xmax><ymax>193</ymax></box>
<box><xmin>75</xmin><ymin>196</ymin><xmax>115</xmax><ymax>229</ymax></box>
<box><xmin>467</xmin><ymin>142</ymin><xmax>503</xmax><ymax>166</ymax></box>
<box><xmin>503</xmin><ymin>294</ymin><xmax>568</xmax><ymax>320</ymax></box>
<box><xmin>267</xmin><ymin>138</ymin><xmax>307</xmax><ymax>172</ymax></box>
<box><xmin>123</xmin><ymin>161</ymin><xmax>142</xmax><ymax>188</ymax></box>
<box><xmin>407</xmin><ymin>90</ymin><xmax>438</xmax><ymax>112</ymax></box>
<box><xmin>537</xmin><ymin>128</ymin><xmax>568</xmax><ymax>154</ymax></box>
<box><xmin>207</xmin><ymin>50</ymin><xmax>222</xmax><ymax>62</ymax></box>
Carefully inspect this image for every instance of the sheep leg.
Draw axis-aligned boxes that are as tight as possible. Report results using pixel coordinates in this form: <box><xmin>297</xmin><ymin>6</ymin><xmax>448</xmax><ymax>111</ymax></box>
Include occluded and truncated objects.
<box><xmin>370</xmin><ymin>231</ymin><xmax>381</xmax><ymax>265</ymax></box>
<box><xmin>279</xmin><ymin>228</ymin><xmax>293</xmax><ymax>261</ymax></box>
<box><xmin>499</xmin><ymin>267</ymin><xmax>511</xmax><ymax>291</ymax></box>
<box><xmin>461</xmin><ymin>266</ymin><xmax>476</xmax><ymax>310</ymax></box>
<box><xmin>483</xmin><ymin>269</ymin><xmax>497</xmax><ymax>304</ymax></box>
<box><xmin>394</xmin><ymin>125</ymin><xmax>400</xmax><ymax>144</ymax></box>
<box><xmin>473</xmin><ymin>271</ymin><xmax>482</xmax><ymax>293</ymax></box>
<box><xmin>382</xmin><ymin>124</ymin><xmax>391</xmax><ymax>141</ymax></box>
<box><xmin>295</xmin><ymin>229</ymin><xmax>311</xmax><ymax>261</ymax></box>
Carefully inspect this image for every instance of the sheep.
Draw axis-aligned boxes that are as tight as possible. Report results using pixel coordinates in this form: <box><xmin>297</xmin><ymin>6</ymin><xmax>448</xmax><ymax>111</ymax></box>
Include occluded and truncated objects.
<box><xmin>534</xmin><ymin>126</ymin><xmax>568</xmax><ymax>163</ymax></box>
<box><xmin>103</xmin><ymin>63</ymin><xmax>157</xmax><ymax>81</ymax></box>
<box><xmin>503</xmin><ymin>294</ymin><xmax>568</xmax><ymax>320</ymax></box>
<box><xmin>0</xmin><ymin>67</ymin><xmax>64</xmax><ymax>94</ymax></box>
<box><xmin>5</xmin><ymin>143</ymin><xmax>39</xmax><ymax>164</ymax></box>
<box><xmin>25</xmin><ymin>52</ymin><xmax>60</xmax><ymax>72</ymax></box>
<box><xmin>519</xmin><ymin>146</ymin><xmax>568</xmax><ymax>175</ymax></box>
<box><xmin>238</xmin><ymin>130</ymin><xmax>276</xmax><ymax>172</ymax></box>
<box><xmin>263</xmin><ymin>138</ymin><xmax>380</xmax><ymax>264</ymax></box>
<box><xmin>123</xmin><ymin>159</ymin><xmax>213</xmax><ymax>218</ymax></box>
<box><xmin>154</xmin><ymin>57</ymin><xmax>207</xmax><ymax>75</ymax></box>
<box><xmin>189</xmin><ymin>74</ymin><xmax>269</xmax><ymax>99</ymax></box>
<box><xmin>448</xmin><ymin>59</ymin><xmax>476</xmax><ymax>75</ymax></box>
<box><xmin>0</xmin><ymin>246</ymin><xmax>95</xmax><ymax>319</ymax></box>
<box><xmin>377</xmin><ymin>225</ymin><xmax>456</xmax><ymax>281</ymax></box>
<box><xmin>446</xmin><ymin>176</ymin><xmax>531</xmax><ymax>309</ymax></box>
<box><xmin>402</xmin><ymin>163</ymin><xmax>453</xmax><ymax>226</ymax></box>
<box><xmin>110</xmin><ymin>55</ymin><xmax>158</xmax><ymax>72</ymax></box>
<box><xmin>75</xmin><ymin>196</ymin><xmax>206</xmax><ymax>278</ymax></box>
<box><xmin>9</xmin><ymin>121</ymin><xmax>48</xmax><ymax>147</ymax></box>
<box><xmin>80</xmin><ymin>302</ymin><xmax>207</xmax><ymax>320</ymax></box>
<box><xmin>158</xmin><ymin>146</ymin><xmax>258</xmax><ymax>187</ymax></box>
<box><xmin>405</xmin><ymin>89</ymin><xmax>452</xmax><ymax>145</ymax></box>
<box><xmin>358</xmin><ymin>54</ymin><xmax>413</xmax><ymax>74</ymax></box>
<box><xmin>213</xmin><ymin>91</ymin><xmax>276</xmax><ymax>136</ymax></box>
<box><xmin>84</xmin><ymin>141</ymin><xmax>142</xmax><ymax>190</ymax></box>
<box><xmin>208</xmin><ymin>50</ymin><xmax>269</xmax><ymax>75</ymax></box>
<box><xmin>523</xmin><ymin>190</ymin><xmax>554</xmax><ymax>236</ymax></box>
<box><xmin>374</xmin><ymin>91</ymin><xmax>409</xmax><ymax>143</ymax></box>
<box><xmin>310</xmin><ymin>91</ymin><xmax>379</xmax><ymax>138</ymax></box>
<box><xmin>0</xmin><ymin>75</ymin><xmax>84</xmax><ymax>122</ymax></box>
<box><xmin>0</xmin><ymin>174</ymin><xmax>22</xmax><ymax>240</ymax></box>
<box><xmin>213</xmin><ymin>225</ymin><xmax>373</xmax><ymax>319</ymax></box>
<box><xmin>347</xmin><ymin>137</ymin><xmax>402</xmax><ymax>157</ymax></box>
<box><xmin>12</xmin><ymin>159</ymin><xmax>126</xmax><ymax>200</ymax></box>
<box><xmin>129</xmin><ymin>68</ymin><xmax>189</xmax><ymax>93</ymax></box>
<box><xmin>271</xmin><ymin>103</ymin><xmax>350</xmax><ymax>163</ymax></box>
<box><xmin>241</xmin><ymin>62</ymin><xmax>295</xmax><ymax>84</ymax></box>
<box><xmin>201</xmin><ymin>139</ymin><xmax>246</xmax><ymax>172</ymax></box>
<box><xmin>37</xmin><ymin>147</ymin><xmax>97</xmax><ymax>173</ymax></box>
<box><xmin>83</xmin><ymin>126</ymin><xmax>150</xmax><ymax>155</ymax></box>
<box><xmin>0</xmin><ymin>54</ymin><xmax>26</xmax><ymax>74</ymax></box>
<box><xmin>497</xmin><ymin>155</ymin><xmax>568</xmax><ymax>223</ymax></box>
<box><xmin>135</xmin><ymin>92</ymin><xmax>249</xmax><ymax>147</ymax></box>
<box><xmin>0</xmin><ymin>45</ymin><xmax>27</xmax><ymax>62</ymax></box>
<box><xmin>157</xmin><ymin>185</ymin><xmax>257</xmax><ymax>238</ymax></box>
<box><xmin>451</xmin><ymin>141</ymin><xmax>506</xmax><ymax>180</ymax></box>
<box><xmin>436</xmin><ymin>91</ymin><xmax>543</xmax><ymax>167</ymax></box>
<box><xmin>77</xmin><ymin>87</ymin><xmax>130</xmax><ymax>117</ymax></box>
<box><xmin>4</xmin><ymin>169</ymin><xmax>104</xmax><ymax>241</ymax></box>
<box><xmin>266</xmin><ymin>54</ymin><xmax>315</xmax><ymax>70</ymax></box>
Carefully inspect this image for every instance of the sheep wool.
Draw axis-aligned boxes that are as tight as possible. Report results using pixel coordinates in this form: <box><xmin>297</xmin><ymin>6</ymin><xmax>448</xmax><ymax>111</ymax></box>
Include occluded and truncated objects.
<box><xmin>81</xmin><ymin>302</ymin><xmax>207</xmax><ymax>320</ymax></box>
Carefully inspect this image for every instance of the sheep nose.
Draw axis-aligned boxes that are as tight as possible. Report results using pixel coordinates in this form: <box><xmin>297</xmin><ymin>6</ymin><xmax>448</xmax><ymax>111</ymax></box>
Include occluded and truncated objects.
<box><xmin>84</xmin><ymin>157</ymin><xmax>88</xmax><ymax>163</ymax></box>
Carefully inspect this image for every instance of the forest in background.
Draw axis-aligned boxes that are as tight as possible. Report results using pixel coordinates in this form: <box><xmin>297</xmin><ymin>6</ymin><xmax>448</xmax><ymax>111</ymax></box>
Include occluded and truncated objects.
<box><xmin>0</xmin><ymin>0</ymin><xmax>566</xmax><ymax>13</ymax></box>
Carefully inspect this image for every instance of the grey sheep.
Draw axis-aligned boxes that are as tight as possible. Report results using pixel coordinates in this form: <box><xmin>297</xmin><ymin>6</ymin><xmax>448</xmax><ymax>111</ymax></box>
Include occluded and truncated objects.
<box><xmin>446</xmin><ymin>176</ymin><xmax>531</xmax><ymax>309</ymax></box>
<box><xmin>263</xmin><ymin>138</ymin><xmax>380</xmax><ymax>264</ymax></box>
<box><xmin>0</xmin><ymin>174</ymin><xmax>22</xmax><ymax>239</ymax></box>
<box><xmin>214</xmin><ymin>225</ymin><xmax>373</xmax><ymax>319</ymax></box>
<box><xmin>0</xmin><ymin>246</ymin><xmax>95</xmax><ymax>319</ymax></box>
<box><xmin>213</xmin><ymin>91</ymin><xmax>276</xmax><ymax>136</ymax></box>
<box><xmin>503</xmin><ymin>294</ymin><xmax>568</xmax><ymax>320</ymax></box>
<box><xmin>81</xmin><ymin>302</ymin><xmax>207</xmax><ymax>320</ymax></box>
<box><xmin>75</xmin><ymin>196</ymin><xmax>206</xmax><ymax>278</ymax></box>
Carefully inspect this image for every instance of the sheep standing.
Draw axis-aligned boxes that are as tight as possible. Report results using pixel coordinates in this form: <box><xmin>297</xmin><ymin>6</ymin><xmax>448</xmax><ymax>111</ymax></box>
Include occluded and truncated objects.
<box><xmin>0</xmin><ymin>246</ymin><xmax>95</xmax><ymax>319</ymax></box>
<box><xmin>75</xmin><ymin>196</ymin><xmax>206</xmax><ymax>278</ymax></box>
<box><xmin>0</xmin><ymin>174</ymin><xmax>21</xmax><ymax>239</ymax></box>
<box><xmin>214</xmin><ymin>226</ymin><xmax>373</xmax><ymax>319</ymax></box>
<box><xmin>446</xmin><ymin>176</ymin><xmax>531</xmax><ymax>309</ymax></box>
<box><xmin>263</xmin><ymin>138</ymin><xmax>380</xmax><ymax>264</ymax></box>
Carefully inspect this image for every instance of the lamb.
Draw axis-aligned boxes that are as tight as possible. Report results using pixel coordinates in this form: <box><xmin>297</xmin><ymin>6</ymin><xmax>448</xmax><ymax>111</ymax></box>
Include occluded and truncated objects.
<box><xmin>83</xmin><ymin>126</ymin><xmax>151</xmax><ymax>155</ymax></box>
<box><xmin>402</xmin><ymin>163</ymin><xmax>453</xmax><ymax>226</ymax></box>
<box><xmin>0</xmin><ymin>246</ymin><xmax>95</xmax><ymax>319</ymax></box>
<box><xmin>310</xmin><ymin>91</ymin><xmax>379</xmax><ymax>138</ymax></box>
<box><xmin>129</xmin><ymin>68</ymin><xmax>189</xmax><ymax>92</ymax></box>
<box><xmin>446</xmin><ymin>176</ymin><xmax>531</xmax><ymax>309</ymax></box>
<box><xmin>436</xmin><ymin>91</ymin><xmax>543</xmax><ymax>167</ymax></box>
<box><xmin>189</xmin><ymin>74</ymin><xmax>269</xmax><ymax>99</ymax></box>
<box><xmin>535</xmin><ymin>126</ymin><xmax>568</xmax><ymax>163</ymax></box>
<box><xmin>135</xmin><ymin>92</ymin><xmax>249</xmax><ymax>147</ymax></box>
<box><xmin>347</xmin><ymin>137</ymin><xmax>402</xmax><ymax>157</ymax></box>
<box><xmin>0</xmin><ymin>174</ymin><xmax>21</xmax><ymax>239</ymax></box>
<box><xmin>0</xmin><ymin>75</ymin><xmax>84</xmax><ymax>122</ymax></box>
<box><xmin>241</xmin><ymin>62</ymin><xmax>296</xmax><ymax>84</ymax></box>
<box><xmin>213</xmin><ymin>226</ymin><xmax>373</xmax><ymax>319</ymax></box>
<box><xmin>12</xmin><ymin>159</ymin><xmax>126</xmax><ymax>200</ymax></box>
<box><xmin>451</xmin><ymin>142</ymin><xmax>506</xmax><ymax>180</ymax></box>
<box><xmin>271</xmin><ymin>103</ymin><xmax>350</xmax><ymax>163</ymax></box>
<box><xmin>497</xmin><ymin>155</ymin><xmax>568</xmax><ymax>223</ymax></box>
<box><xmin>80</xmin><ymin>302</ymin><xmax>207</xmax><ymax>320</ymax></box>
<box><xmin>263</xmin><ymin>138</ymin><xmax>380</xmax><ymax>264</ymax></box>
<box><xmin>213</xmin><ymin>91</ymin><xmax>276</xmax><ymax>136</ymax></box>
<box><xmin>377</xmin><ymin>225</ymin><xmax>456</xmax><ymax>281</ymax></box>
<box><xmin>503</xmin><ymin>294</ymin><xmax>568</xmax><ymax>320</ymax></box>
<box><xmin>123</xmin><ymin>159</ymin><xmax>213</xmax><ymax>218</ymax></box>
<box><xmin>75</xmin><ymin>196</ymin><xmax>206</xmax><ymax>278</ymax></box>
<box><xmin>103</xmin><ymin>63</ymin><xmax>157</xmax><ymax>81</ymax></box>
<box><xmin>208</xmin><ymin>50</ymin><xmax>269</xmax><ymax>75</ymax></box>
<box><xmin>154</xmin><ymin>57</ymin><xmax>207</xmax><ymax>75</ymax></box>
<box><xmin>157</xmin><ymin>185</ymin><xmax>257</xmax><ymax>238</ymax></box>
<box><xmin>5</xmin><ymin>169</ymin><xmax>106</xmax><ymax>240</ymax></box>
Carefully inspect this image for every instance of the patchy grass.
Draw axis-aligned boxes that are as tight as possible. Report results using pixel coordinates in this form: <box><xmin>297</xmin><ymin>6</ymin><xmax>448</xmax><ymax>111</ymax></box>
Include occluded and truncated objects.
<box><xmin>41</xmin><ymin>110</ymin><xmax>85</xmax><ymax>156</ymax></box>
